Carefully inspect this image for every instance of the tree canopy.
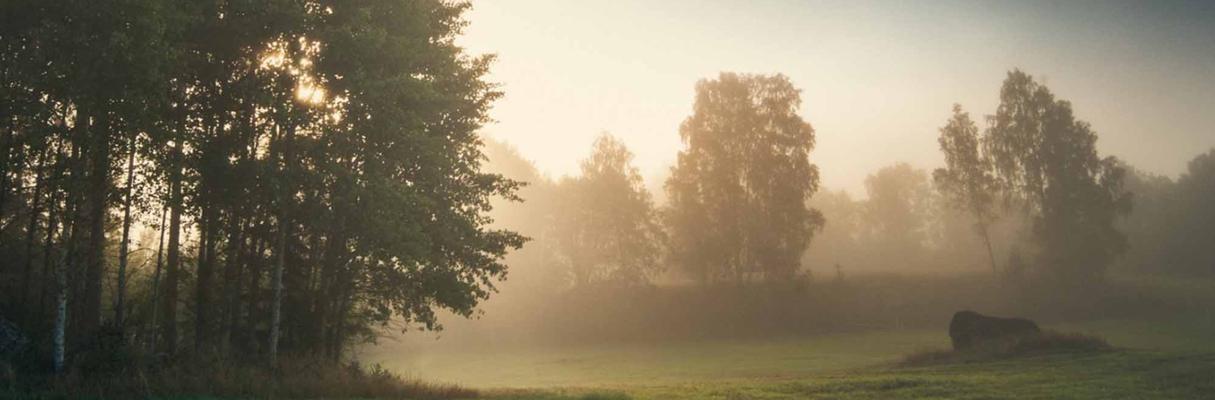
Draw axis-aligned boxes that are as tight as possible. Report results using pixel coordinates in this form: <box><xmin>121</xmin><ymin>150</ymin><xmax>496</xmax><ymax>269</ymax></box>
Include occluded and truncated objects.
<box><xmin>0</xmin><ymin>0</ymin><xmax>523</xmax><ymax>368</ymax></box>
<box><xmin>665</xmin><ymin>72</ymin><xmax>824</xmax><ymax>284</ymax></box>
<box><xmin>551</xmin><ymin>134</ymin><xmax>664</xmax><ymax>286</ymax></box>
<box><xmin>933</xmin><ymin>105</ymin><xmax>1000</xmax><ymax>275</ymax></box>
<box><xmin>863</xmin><ymin>162</ymin><xmax>933</xmax><ymax>269</ymax></box>
<box><xmin>984</xmin><ymin>70</ymin><xmax>1130</xmax><ymax>284</ymax></box>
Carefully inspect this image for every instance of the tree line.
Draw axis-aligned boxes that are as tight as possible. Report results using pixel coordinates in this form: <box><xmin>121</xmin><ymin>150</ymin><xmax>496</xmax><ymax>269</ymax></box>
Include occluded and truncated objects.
<box><xmin>491</xmin><ymin>70</ymin><xmax>1212</xmax><ymax>293</ymax></box>
<box><xmin>3</xmin><ymin>0</ymin><xmax>1211</xmax><ymax>375</ymax></box>
<box><xmin>0</xmin><ymin>0</ymin><xmax>523</xmax><ymax>372</ymax></box>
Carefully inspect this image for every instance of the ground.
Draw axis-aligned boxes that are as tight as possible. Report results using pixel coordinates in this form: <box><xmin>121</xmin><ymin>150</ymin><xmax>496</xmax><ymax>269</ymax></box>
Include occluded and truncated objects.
<box><xmin>489</xmin><ymin>351</ymin><xmax>1215</xmax><ymax>400</ymax></box>
<box><xmin>366</xmin><ymin>316</ymin><xmax>1215</xmax><ymax>399</ymax></box>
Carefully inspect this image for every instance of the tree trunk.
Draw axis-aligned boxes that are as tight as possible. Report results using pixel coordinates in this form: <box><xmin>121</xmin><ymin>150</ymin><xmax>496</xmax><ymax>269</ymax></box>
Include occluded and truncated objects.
<box><xmin>39</xmin><ymin>146</ymin><xmax>63</xmax><ymax>325</ymax></box>
<box><xmin>53</xmin><ymin>143</ymin><xmax>80</xmax><ymax>373</ymax></box>
<box><xmin>194</xmin><ymin>212</ymin><xmax>214</xmax><ymax>351</ymax></box>
<box><xmin>65</xmin><ymin>110</ymin><xmax>88</xmax><ymax>347</ymax></box>
<box><xmin>269</xmin><ymin>218</ymin><xmax>286</xmax><ymax>365</ymax></box>
<box><xmin>328</xmin><ymin>282</ymin><xmax>353</xmax><ymax>363</ymax></box>
<box><xmin>242</xmin><ymin>234</ymin><xmax>266</xmax><ymax>353</ymax></box>
<box><xmin>315</xmin><ymin>225</ymin><xmax>347</xmax><ymax>355</ymax></box>
<box><xmin>0</xmin><ymin>114</ymin><xmax>14</xmax><ymax>225</ymax></box>
<box><xmin>147</xmin><ymin>206</ymin><xmax>166</xmax><ymax>351</ymax></box>
<box><xmin>221</xmin><ymin>215</ymin><xmax>244</xmax><ymax>353</ymax></box>
<box><xmin>160</xmin><ymin>134</ymin><xmax>183</xmax><ymax>354</ymax></box>
<box><xmin>52</xmin><ymin>244</ymin><xmax>68</xmax><ymax>374</ymax></box>
<box><xmin>268</xmin><ymin>120</ymin><xmax>295</xmax><ymax>366</ymax></box>
<box><xmin>115</xmin><ymin>133</ymin><xmax>137</xmax><ymax>326</ymax></box>
<box><xmin>977</xmin><ymin>218</ymin><xmax>998</xmax><ymax>277</ymax></box>
<box><xmin>195</xmin><ymin>118</ymin><xmax>220</xmax><ymax>351</ymax></box>
<box><xmin>83</xmin><ymin>107</ymin><xmax>108</xmax><ymax>335</ymax></box>
<box><xmin>21</xmin><ymin>146</ymin><xmax>46</xmax><ymax>323</ymax></box>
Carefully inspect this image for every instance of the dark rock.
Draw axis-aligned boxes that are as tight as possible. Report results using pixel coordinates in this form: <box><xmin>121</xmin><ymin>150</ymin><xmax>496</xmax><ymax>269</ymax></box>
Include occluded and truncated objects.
<box><xmin>949</xmin><ymin>310</ymin><xmax>1040</xmax><ymax>350</ymax></box>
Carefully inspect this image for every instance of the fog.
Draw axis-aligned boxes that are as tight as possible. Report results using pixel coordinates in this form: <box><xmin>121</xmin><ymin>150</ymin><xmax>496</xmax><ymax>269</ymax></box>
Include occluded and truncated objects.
<box><xmin>364</xmin><ymin>130</ymin><xmax>1215</xmax><ymax>387</ymax></box>
<box><xmin>3</xmin><ymin>0</ymin><xmax>1211</xmax><ymax>397</ymax></box>
<box><xmin>353</xmin><ymin>4</ymin><xmax>1215</xmax><ymax>387</ymax></box>
<box><xmin>460</xmin><ymin>0</ymin><xmax>1215</xmax><ymax>193</ymax></box>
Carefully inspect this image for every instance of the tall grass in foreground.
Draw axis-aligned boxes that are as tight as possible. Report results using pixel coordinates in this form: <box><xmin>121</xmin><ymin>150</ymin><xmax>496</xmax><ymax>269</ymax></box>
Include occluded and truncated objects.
<box><xmin>1</xmin><ymin>355</ymin><xmax>476</xmax><ymax>399</ymax></box>
<box><xmin>899</xmin><ymin>330</ymin><xmax>1113</xmax><ymax>366</ymax></box>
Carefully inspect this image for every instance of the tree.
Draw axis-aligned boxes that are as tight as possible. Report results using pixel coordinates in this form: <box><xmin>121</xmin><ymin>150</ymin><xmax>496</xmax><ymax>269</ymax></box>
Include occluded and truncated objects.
<box><xmin>801</xmin><ymin>189</ymin><xmax>863</xmax><ymax>276</ymax></box>
<box><xmin>985</xmin><ymin>69</ymin><xmax>1130</xmax><ymax>284</ymax></box>
<box><xmin>300</xmin><ymin>0</ymin><xmax>527</xmax><ymax>356</ymax></box>
<box><xmin>114</xmin><ymin>131</ymin><xmax>140</xmax><ymax>326</ymax></box>
<box><xmin>665</xmin><ymin>72</ymin><xmax>824</xmax><ymax>284</ymax></box>
<box><xmin>1167</xmin><ymin>149</ymin><xmax>1215</xmax><ymax>275</ymax></box>
<box><xmin>551</xmin><ymin>134</ymin><xmax>664</xmax><ymax>286</ymax></box>
<box><xmin>0</xmin><ymin>0</ymin><xmax>525</xmax><ymax>370</ymax></box>
<box><xmin>862</xmin><ymin>163</ymin><xmax>933</xmax><ymax>269</ymax></box>
<box><xmin>477</xmin><ymin>138</ymin><xmax>568</xmax><ymax>298</ymax></box>
<box><xmin>933</xmin><ymin>105</ymin><xmax>1000</xmax><ymax>275</ymax></box>
<box><xmin>1109</xmin><ymin>161</ymin><xmax>1174</xmax><ymax>274</ymax></box>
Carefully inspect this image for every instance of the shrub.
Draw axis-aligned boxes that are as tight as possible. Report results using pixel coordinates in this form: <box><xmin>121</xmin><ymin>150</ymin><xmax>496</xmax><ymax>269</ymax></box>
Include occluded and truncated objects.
<box><xmin>1</xmin><ymin>355</ymin><xmax>476</xmax><ymax>399</ymax></box>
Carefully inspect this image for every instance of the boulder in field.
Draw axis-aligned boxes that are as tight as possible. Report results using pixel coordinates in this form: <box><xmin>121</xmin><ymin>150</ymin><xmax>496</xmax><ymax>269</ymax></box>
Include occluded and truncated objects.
<box><xmin>949</xmin><ymin>310</ymin><xmax>1040</xmax><ymax>350</ymax></box>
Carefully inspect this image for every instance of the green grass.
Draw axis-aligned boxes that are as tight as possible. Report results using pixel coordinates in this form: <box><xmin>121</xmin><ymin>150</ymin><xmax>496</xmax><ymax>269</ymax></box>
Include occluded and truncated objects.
<box><xmin>364</xmin><ymin>315</ymin><xmax>1215</xmax><ymax>399</ymax></box>
<box><xmin>366</xmin><ymin>316</ymin><xmax>1215</xmax><ymax>388</ymax></box>
<box><xmin>485</xmin><ymin>351</ymin><xmax>1215</xmax><ymax>400</ymax></box>
<box><xmin>366</xmin><ymin>329</ymin><xmax>948</xmax><ymax>388</ymax></box>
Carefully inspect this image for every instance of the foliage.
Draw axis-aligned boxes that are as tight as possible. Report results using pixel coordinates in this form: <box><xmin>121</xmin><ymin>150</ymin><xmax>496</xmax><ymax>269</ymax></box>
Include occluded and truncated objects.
<box><xmin>1113</xmin><ymin>163</ymin><xmax>1176</xmax><ymax>273</ymax></box>
<box><xmin>862</xmin><ymin>163</ymin><xmax>934</xmax><ymax>269</ymax></box>
<box><xmin>1167</xmin><ymin>149</ymin><xmax>1215</xmax><ymax>276</ymax></box>
<box><xmin>932</xmin><ymin>105</ymin><xmax>1001</xmax><ymax>274</ymax></box>
<box><xmin>801</xmin><ymin>180</ymin><xmax>1018</xmax><ymax>276</ymax></box>
<box><xmin>665</xmin><ymin>72</ymin><xmax>824</xmax><ymax>284</ymax></box>
<box><xmin>551</xmin><ymin>134</ymin><xmax>665</xmax><ymax>286</ymax></box>
<box><xmin>801</xmin><ymin>190</ymin><xmax>863</xmax><ymax>277</ymax></box>
<box><xmin>479</xmin><ymin>138</ymin><xmax>565</xmax><ymax>293</ymax></box>
<box><xmin>984</xmin><ymin>69</ymin><xmax>1131</xmax><ymax>284</ymax></box>
<box><xmin>0</xmin><ymin>0</ymin><xmax>523</xmax><ymax>369</ymax></box>
<box><xmin>1103</xmin><ymin>149</ymin><xmax>1215</xmax><ymax>277</ymax></box>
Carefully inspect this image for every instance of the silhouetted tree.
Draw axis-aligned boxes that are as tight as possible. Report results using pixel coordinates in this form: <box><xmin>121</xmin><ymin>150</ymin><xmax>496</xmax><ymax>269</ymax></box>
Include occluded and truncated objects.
<box><xmin>665</xmin><ymin>72</ymin><xmax>824</xmax><ymax>284</ymax></box>
<box><xmin>0</xmin><ymin>0</ymin><xmax>524</xmax><ymax>371</ymax></box>
<box><xmin>1110</xmin><ymin>162</ymin><xmax>1174</xmax><ymax>273</ymax></box>
<box><xmin>862</xmin><ymin>163</ymin><xmax>933</xmax><ymax>269</ymax></box>
<box><xmin>552</xmin><ymin>134</ymin><xmax>664</xmax><ymax>286</ymax></box>
<box><xmin>1168</xmin><ymin>149</ymin><xmax>1215</xmax><ymax>276</ymax></box>
<box><xmin>985</xmin><ymin>69</ymin><xmax>1130</xmax><ymax>285</ymax></box>
<box><xmin>933</xmin><ymin>105</ymin><xmax>1000</xmax><ymax>275</ymax></box>
<box><xmin>802</xmin><ymin>189</ymin><xmax>862</xmax><ymax>276</ymax></box>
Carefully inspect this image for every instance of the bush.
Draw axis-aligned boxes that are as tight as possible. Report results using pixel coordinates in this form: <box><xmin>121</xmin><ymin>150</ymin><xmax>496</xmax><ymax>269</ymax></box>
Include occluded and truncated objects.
<box><xmin>899</xmin><ymin>330</ymin><xmax>1112</xmax><ymax>366</ymax></box>
<box><xmin>0</xmin><ymin>361</ymin><xmax>14</xmax><ymax>391</ymax></box>
<box><xmin>1</xmin><ymin>355</ymin><xmax>476</xmax><ymax>399</ymax></box>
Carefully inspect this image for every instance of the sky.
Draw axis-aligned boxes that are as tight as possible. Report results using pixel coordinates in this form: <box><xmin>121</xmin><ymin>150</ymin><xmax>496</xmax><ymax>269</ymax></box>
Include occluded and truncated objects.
<box><xmin>458</xmin><ymin>0</ymin><xmax>1215</xmax><ymax>195</ymax></box>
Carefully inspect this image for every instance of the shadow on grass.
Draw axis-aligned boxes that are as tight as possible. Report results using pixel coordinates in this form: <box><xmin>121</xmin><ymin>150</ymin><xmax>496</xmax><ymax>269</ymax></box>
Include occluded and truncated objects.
<box><xmin>898</xmin><ymin>329</ymin><xmax>1113</xmax><ymax>367</ymax></box>
<box><xmin>487</xmin><ymin>389</ymin><xmax>632</xmax><ymax>400</ymax></box>
<box><xmin>2</xmin><ymin>355</ymin><xmax>476</xmax><ymax>400</ymax></box>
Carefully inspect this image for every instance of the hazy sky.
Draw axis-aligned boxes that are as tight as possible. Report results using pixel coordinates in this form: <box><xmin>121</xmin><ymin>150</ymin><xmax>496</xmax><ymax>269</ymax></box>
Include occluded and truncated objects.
<box><xmin>459</xmin><ymin>0</ymin><xmax>1215</xmax><ymax>195</ymax></box>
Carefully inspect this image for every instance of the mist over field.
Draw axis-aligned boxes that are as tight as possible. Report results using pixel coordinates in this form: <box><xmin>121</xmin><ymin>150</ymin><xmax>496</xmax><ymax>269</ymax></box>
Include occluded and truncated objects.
<box><xmin>1</xmin><ymin>1</ymin><xmax>1214</xmax><ymax>399</ymax></box>
<box><xmin>361</xmin><ymin>130</ymin><xmax>1215</xmax><ymax>390</ymax></box>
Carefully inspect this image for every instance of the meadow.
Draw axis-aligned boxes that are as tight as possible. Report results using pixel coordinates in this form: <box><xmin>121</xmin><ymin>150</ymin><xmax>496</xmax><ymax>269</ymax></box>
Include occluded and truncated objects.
<box><xmin>365</xmin><ymin>312</ymin><xmax>1215</xmax><ymax>399</ymax></box>
<box><xmin>488</xmin><ymin>351</ymin><xmax>1215</xmax><ymax>400</ymax></box>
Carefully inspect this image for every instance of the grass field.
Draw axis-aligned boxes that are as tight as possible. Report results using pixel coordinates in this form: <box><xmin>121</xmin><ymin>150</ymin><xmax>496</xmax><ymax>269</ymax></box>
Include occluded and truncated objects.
<box><xmin>369</xmin><ymin>330</ymin><xmax>947</xmax><ymax>388</ymax></box>
<box><xmin>487</xmin><ymin>351</ymin><xmax>1215</xmax><ymax>400</ymax></box>
<box><xmin>365</xmin><ymin>315</ymin><xmax>1215</xmax><ymax>399</ymax></box>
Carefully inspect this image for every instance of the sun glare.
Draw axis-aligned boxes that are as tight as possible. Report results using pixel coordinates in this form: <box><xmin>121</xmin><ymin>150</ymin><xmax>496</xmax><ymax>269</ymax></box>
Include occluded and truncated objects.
<box><xmin>296</xmin><ymin>82</ymin><xmax>326</xmax><ymax>105</ymax></box>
